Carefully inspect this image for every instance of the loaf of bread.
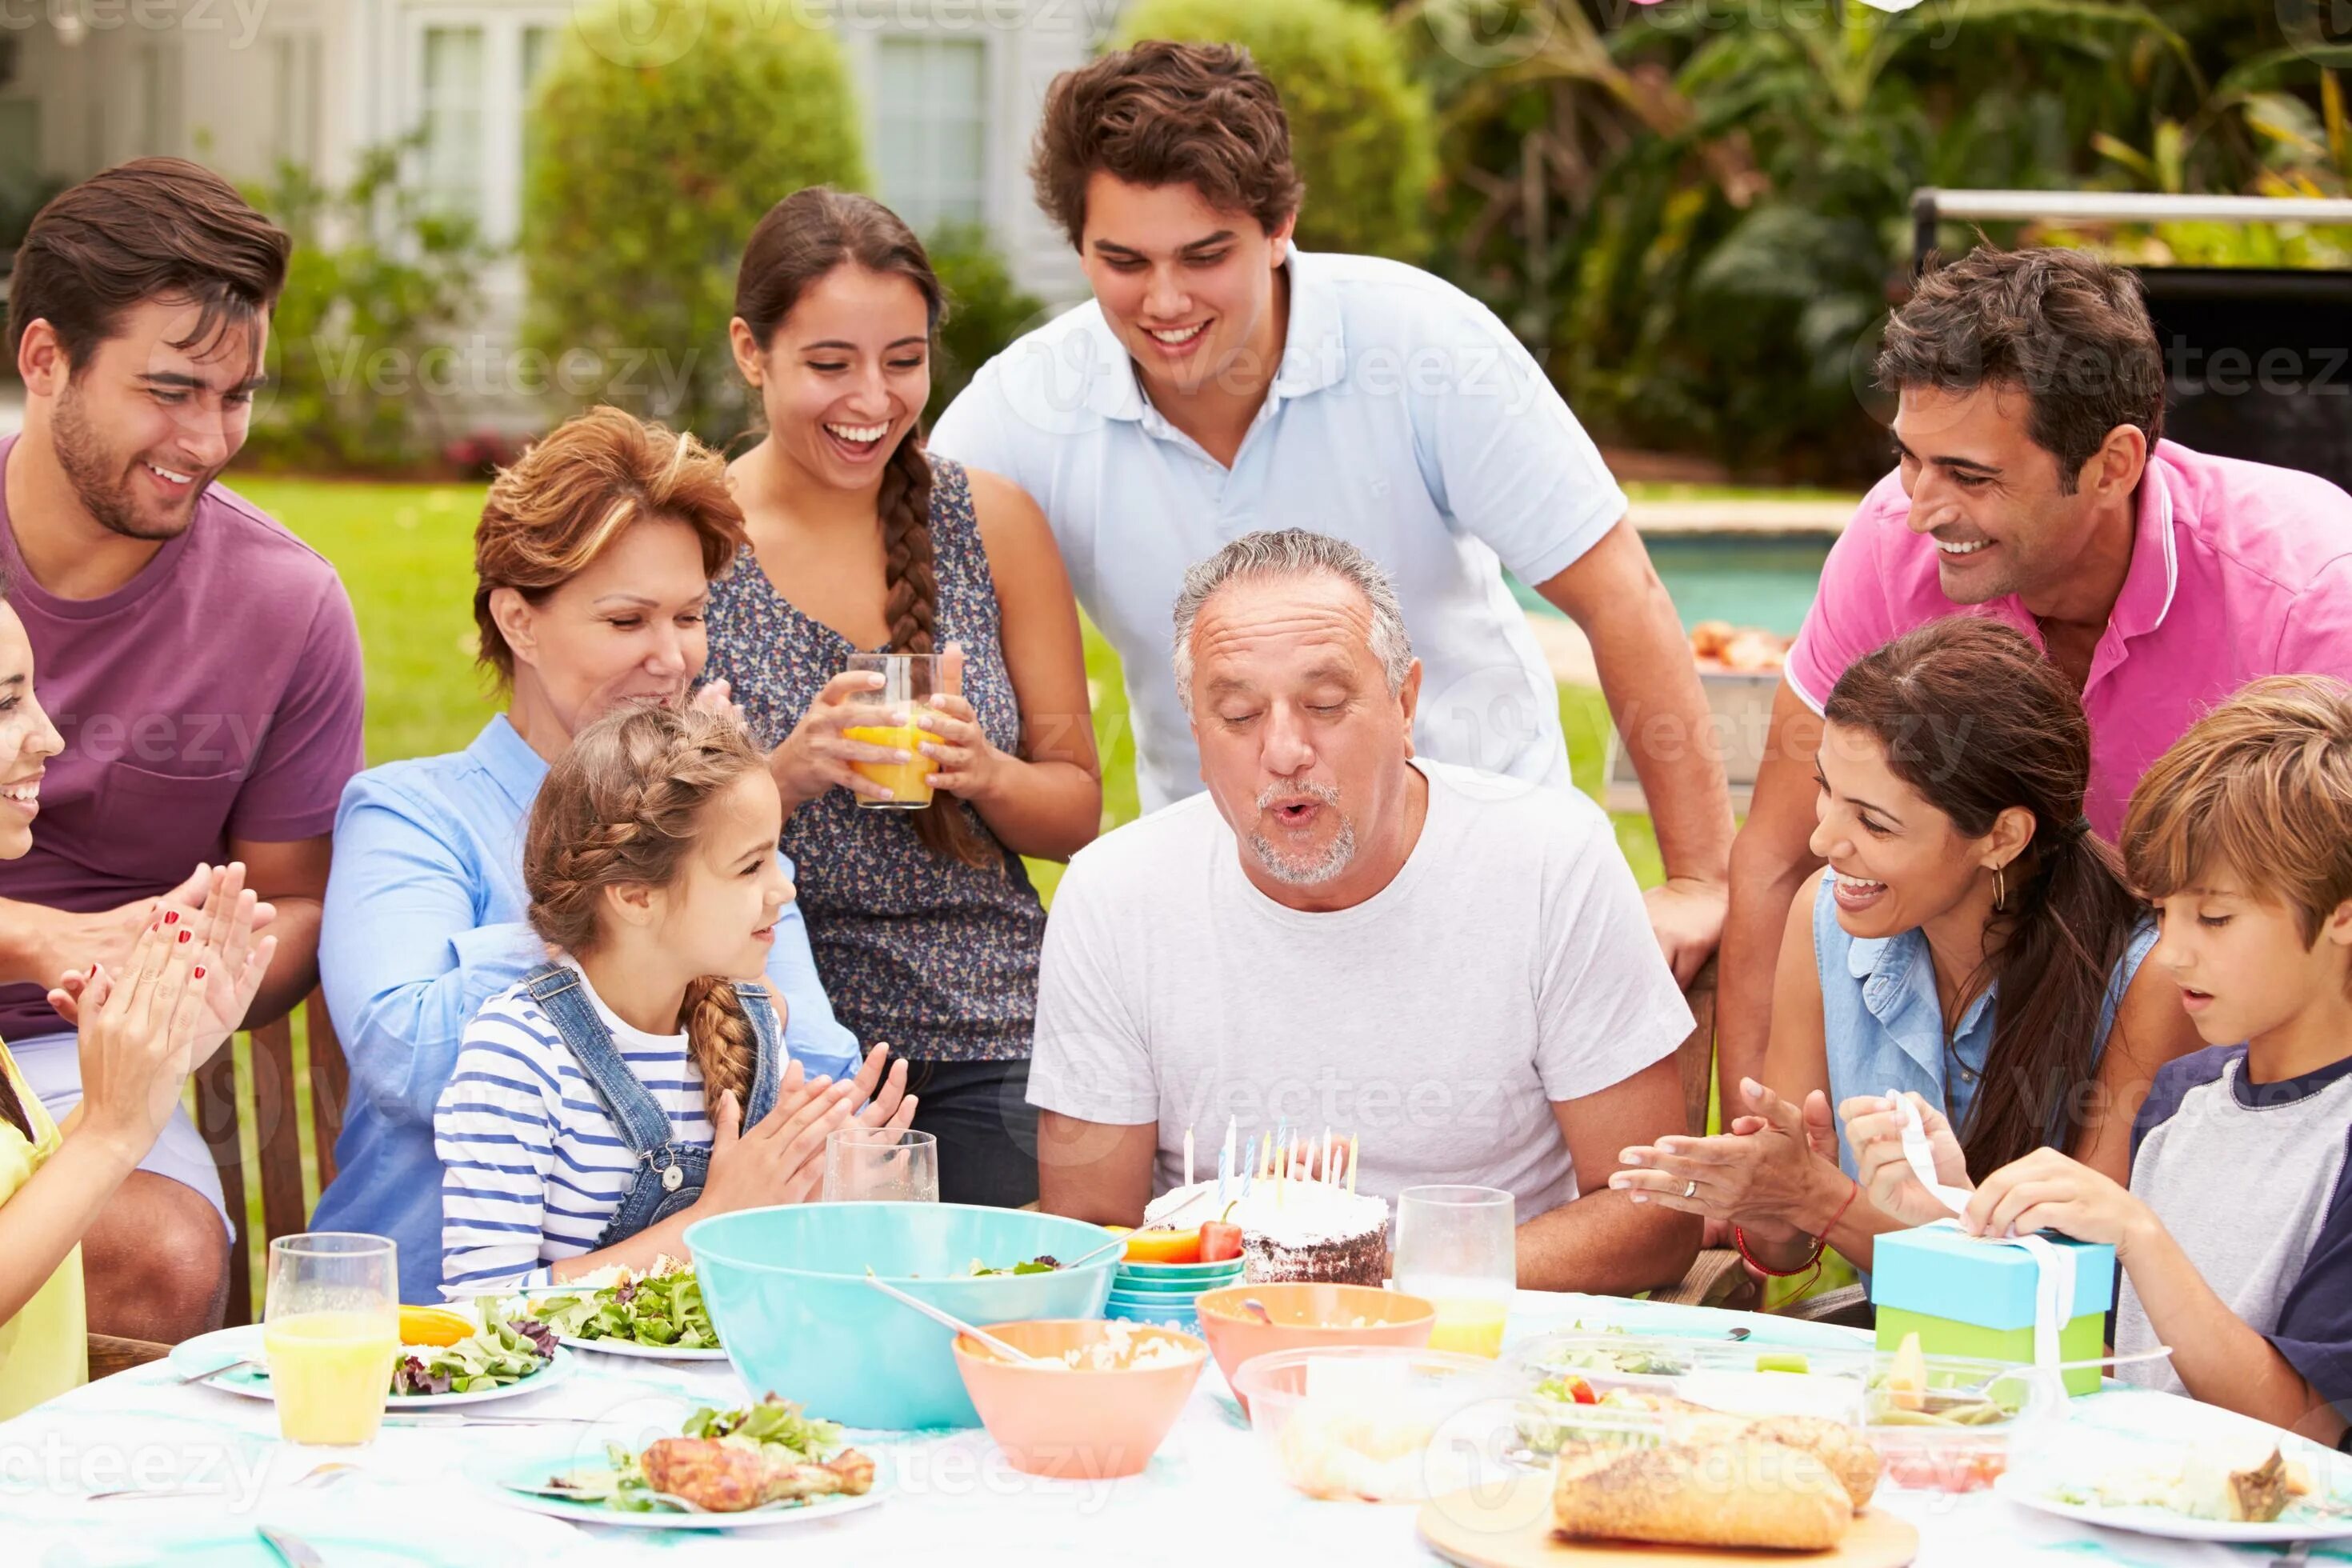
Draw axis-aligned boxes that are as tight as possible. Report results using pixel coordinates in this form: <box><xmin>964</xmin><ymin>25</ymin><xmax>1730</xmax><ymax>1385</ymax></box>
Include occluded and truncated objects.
<box><xmin>1551</xmin><ymin>1438</ymin><xmax>1855</xmax><ymax>1550</ymax></box>
<box><xmin>1604</xmin><ymin>1392</ymin><xmax>1884</xmax><ymax>1510</ymax></box>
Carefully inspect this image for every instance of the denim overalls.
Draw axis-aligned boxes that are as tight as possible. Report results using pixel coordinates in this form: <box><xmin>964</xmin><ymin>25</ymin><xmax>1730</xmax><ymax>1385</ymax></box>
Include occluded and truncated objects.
<box><xmin>520</xmin><ymin>962</ymin><xmax>786</xmax><ymax>1246</ymax></box>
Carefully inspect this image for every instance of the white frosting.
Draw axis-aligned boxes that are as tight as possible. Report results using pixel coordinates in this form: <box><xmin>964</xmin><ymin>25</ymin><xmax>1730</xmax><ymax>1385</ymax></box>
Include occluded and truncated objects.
<box><xmin>1143</xmin><ymin>1178</ymin><xmax>1389</xmax><ymax>1248</ymax></box>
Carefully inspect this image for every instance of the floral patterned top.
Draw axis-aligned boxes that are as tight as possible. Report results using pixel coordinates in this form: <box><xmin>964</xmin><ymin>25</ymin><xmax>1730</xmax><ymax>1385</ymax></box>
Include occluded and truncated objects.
<box><xmin>702</xmin><ymin>455</ymin><xmax>1044</xmax><ymax>1062</ymax></box>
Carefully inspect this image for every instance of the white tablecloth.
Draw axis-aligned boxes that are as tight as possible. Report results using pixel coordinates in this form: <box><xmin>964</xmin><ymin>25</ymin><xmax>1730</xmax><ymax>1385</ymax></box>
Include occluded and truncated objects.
<box><xmin>0</xmin><ymin>1293</ymin><xmax>2310</xmax><ymax>1566</ymax></box>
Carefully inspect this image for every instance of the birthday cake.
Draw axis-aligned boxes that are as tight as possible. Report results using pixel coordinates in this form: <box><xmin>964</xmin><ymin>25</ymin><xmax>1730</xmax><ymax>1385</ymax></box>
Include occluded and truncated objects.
<box><xmin>1143</xmin><ymin>1179</ymin><xmax>1391</xmax><ymax>1286</ymax></box>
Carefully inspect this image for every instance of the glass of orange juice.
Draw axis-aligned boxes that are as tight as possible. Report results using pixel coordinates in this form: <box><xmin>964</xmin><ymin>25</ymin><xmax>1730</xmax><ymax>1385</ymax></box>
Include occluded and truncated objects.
<box><xmin>843</xmin><ymin>652</ymin><xmax>945</xmax><ymax>810</ymax></box>
<box><xmin>262</xmin><ymin>1233</ymin><xmax>398</xmax><ymax>1445</ymax></box>
<box><xmin>1395</xmin><ymin>1186</ymin><xmax>1515</xmax><ymax>1358</ymax></box>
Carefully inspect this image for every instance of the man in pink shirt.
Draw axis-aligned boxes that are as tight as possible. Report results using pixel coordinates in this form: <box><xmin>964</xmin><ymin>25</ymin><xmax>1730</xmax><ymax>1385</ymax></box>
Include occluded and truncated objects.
<box><xmin>1719</xmin><ymin>246</ymin><xmax>2352</xmax><ymax>1106</ymax></box>
<box><xmin>2</xmin><ymin>161</ymin><xmax>363</xmax><ymax>1340</ymax></box>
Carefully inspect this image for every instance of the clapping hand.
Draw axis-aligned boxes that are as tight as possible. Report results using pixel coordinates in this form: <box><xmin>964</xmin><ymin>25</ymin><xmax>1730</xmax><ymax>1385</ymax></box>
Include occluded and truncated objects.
<box><xmin>71</xmin><ymin>912</ymin><xmax>211</xmax><ymax>1166</ymax></box>
<box><xmin>842</xmin><ymin>1040</ymin><xmax>918</xmax><ymax>1133</ymax></box>
<box><xmin>50</xmin><ymin>862</ymin><xmax>276</xmax><ymax>1052</ymax></box>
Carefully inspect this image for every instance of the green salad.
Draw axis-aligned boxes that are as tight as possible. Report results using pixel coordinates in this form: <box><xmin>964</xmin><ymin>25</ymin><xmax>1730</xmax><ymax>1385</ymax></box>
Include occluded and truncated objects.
<box><xmin>535</xmin><ymin>1260</ymin><xmax>718</xmax><ymax>1350</ymax></box>
<box><xmin>966</xmin><ymin>1255</ymin><xmax>1060</xmax><ymax>1277</ymax></box>
<box><xmin>392</xmin><ymin>1318</ymin><xmax>555</xmax><ymax>1396</ymax></box>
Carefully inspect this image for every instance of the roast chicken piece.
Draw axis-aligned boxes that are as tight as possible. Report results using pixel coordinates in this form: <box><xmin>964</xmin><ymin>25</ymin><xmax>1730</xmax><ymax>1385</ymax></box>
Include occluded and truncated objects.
<box><xmin>640</xmin><ymin>1436</ymin><xmax>877</xmax><ymax>1512</ymax></box>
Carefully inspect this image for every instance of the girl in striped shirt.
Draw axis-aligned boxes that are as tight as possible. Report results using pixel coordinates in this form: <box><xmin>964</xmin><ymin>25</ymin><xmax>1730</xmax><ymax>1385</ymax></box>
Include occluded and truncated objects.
<box><xmin>433</xmin><ymin>703</ymin><xmax>915</xmax><ymax>1294</ymax></box>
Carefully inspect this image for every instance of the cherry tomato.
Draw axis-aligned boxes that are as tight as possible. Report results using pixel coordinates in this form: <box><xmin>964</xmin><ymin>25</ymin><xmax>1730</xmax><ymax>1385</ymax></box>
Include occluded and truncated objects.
<box><xmin>1199</xmin><ymin>1221</ymin><xmax>1245</xmax><ymax>1262</ymax></box>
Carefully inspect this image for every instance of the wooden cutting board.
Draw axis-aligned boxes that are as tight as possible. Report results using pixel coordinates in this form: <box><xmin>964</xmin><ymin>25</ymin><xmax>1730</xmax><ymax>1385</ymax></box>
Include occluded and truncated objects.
<box><xmin>1418</xmin><ymin>1474</ymin><xmax>1920</xmax><ymax>1568</ymax></box>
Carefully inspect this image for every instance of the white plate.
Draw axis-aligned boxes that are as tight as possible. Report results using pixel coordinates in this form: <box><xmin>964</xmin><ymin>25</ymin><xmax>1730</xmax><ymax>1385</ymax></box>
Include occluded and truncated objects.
<box><xmin>1994</xmin><ymin>1470</ymin><xmax>2352</xmax><ymax>1544</ymax></box>
<box><xmin>558</xmin><ymin>1334</ymin><xmax>730</xmax><ymax>1362</ymax></box>
<box><xmin>480</xmin><ymin>1449</ymin><xmax>882</xmax><ymax>1531</ymax></box>
<box><xmin>166</xmin><ymin>1323</ymin><xmax>575</xmax><ymax>1409</ymax></box>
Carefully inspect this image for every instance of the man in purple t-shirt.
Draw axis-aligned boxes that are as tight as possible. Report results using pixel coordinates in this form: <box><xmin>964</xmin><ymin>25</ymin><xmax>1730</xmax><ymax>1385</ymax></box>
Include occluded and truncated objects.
<box><xmin>2</xmin><ymin>159</ymin><xmax>363</xmax><ymax>1340</ymax></box>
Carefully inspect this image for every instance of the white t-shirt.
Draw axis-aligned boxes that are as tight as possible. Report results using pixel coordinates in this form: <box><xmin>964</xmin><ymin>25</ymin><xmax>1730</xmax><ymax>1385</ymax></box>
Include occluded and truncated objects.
<box><xmin>1028</xmin><ymin>760</ymin><xmax>1692</xmax><ymax>1221</ymax></box>
<box><xmin>928</xmin><ymin>247</ymin><xmax>1628</xmax><ymax>814</ymax></box>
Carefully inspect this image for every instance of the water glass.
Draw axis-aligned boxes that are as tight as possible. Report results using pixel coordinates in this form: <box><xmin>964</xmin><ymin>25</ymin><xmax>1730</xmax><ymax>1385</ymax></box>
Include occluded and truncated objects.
<box><xmin>844</xmin><ymin>651</ymin><xmax>942</xmax><ymax>810</ymax></box>
<box><xmin>262</xmin><ymin>1233</ymin><xmax>399</xmax><ymax>1445</ymax></box>
<box><xmin>823</xmin><ymin>1126</ymin><xmax>941</xmax><ymax>1202</ymax></box>
<box><xmin>1394</xmin><ymin>1186</ymin><xmax>1515</xmax><ymax>1358</ymax></box>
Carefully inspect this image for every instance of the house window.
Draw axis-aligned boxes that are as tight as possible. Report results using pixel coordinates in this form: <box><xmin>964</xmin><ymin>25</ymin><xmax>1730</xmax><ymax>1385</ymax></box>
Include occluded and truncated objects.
<box><xmin>873</xmin><ymin>36</ymin><xmax>988</xmax><ymax>233</ymax></box>
<box><xmin>136</xmin><ymin>42</ymin><xmax>182</xmax><ymax>158</ymax></box>
<box><xmin>519</xmin><ymin>23</ymin><xmax>561</xmax><ymax>200</ymax></box>
<box><xmin>419</xmin><ymin>24</ymin><xmax>487</xmax><ymax>223</ymax></box>
<box><xmin>270</xmin><ymin>32</ymin><xmax>324</xmax><ymax>170</ymax></box>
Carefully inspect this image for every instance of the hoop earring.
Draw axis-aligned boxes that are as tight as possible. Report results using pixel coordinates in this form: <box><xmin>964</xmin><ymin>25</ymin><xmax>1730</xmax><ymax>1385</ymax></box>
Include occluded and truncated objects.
<box><xmin>1993</xmin><ymin>864</ymin><xmax>2007</xmax><ymax>913</ymax></box>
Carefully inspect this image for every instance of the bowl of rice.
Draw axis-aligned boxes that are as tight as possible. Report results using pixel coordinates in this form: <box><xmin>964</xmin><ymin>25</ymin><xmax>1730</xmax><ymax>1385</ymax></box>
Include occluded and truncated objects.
<box><xmin>951</xmin><ymin>1319</ymin><xmax>1210</xmax><ymax>1479</ymax></box>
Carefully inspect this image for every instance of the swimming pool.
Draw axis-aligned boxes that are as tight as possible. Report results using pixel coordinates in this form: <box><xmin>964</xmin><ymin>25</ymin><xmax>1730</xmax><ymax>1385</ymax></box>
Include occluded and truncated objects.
<box><xmin>1511</xmin><ymin>533</ymin><xmax>1832</xmax><ymax>638</ymax></box>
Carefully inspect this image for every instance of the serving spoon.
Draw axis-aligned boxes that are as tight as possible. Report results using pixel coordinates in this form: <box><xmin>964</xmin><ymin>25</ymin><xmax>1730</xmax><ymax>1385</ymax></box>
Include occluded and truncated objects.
<box><xmin>860</xmin><ymin>1270</ymin><xmax>1052</xmax><ymax>1366</ymax></box>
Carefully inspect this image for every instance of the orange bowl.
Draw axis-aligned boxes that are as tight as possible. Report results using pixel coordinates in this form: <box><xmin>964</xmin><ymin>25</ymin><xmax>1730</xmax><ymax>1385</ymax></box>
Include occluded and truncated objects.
<box><xmin>1195</xmin><ymin>1284</ymin><xmax>1435</xmax><ymax>1408</ymax></box>
<box><xmin>950</xmin><ymin>1319</ymin><xmax>1208</xmax><ymax>1479</ymax></box>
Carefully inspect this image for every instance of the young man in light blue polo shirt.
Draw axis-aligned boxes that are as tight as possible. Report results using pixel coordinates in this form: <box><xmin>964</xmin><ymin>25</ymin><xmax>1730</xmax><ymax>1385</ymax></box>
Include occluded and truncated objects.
<box><xmin>930</xmin><ymin>41</ymin><xmax>1731</xmax><ymax>981</ymax></box>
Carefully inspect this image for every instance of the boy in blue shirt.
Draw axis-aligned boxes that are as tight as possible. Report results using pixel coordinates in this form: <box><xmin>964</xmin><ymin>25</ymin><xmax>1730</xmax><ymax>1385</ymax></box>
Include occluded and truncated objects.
<box><xmin>1849</xmin><ymin>675</ymin><xmax>2352</xmax><ymax>1445</ymax></box>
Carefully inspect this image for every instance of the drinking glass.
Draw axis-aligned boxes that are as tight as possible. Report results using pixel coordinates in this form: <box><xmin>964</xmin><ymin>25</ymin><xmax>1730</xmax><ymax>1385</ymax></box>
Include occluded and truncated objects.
<box><xmin>823</xmin><ymin>1126</ymin><xmax>941</xmax><ymax>1202</ymax></box>
<box><xmin>844</xmin><ymin>652</ymin><xmax>943</xmax><ymax>810</ymax></box>
<box><xmin>1394</xmin><ymin>1186</ymin><xmax>1515</xmax><ymax>1358</ymax></box>
<box><xmin>262</xmin><ymin>1232</ymin><xmax>399</xmax><ymax>1445</ymax></box>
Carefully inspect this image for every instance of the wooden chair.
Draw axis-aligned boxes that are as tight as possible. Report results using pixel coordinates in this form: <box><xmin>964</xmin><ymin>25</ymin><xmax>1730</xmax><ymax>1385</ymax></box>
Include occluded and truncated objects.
<box><xmin>78</xmin><ymin>991</ymin><xmax>345</xmax><ymax>1381</ymax></box>
<box><xmin>192</xmin><ymin>989</ymin><xmax>349</xmax><ymax>1326</ymax></box>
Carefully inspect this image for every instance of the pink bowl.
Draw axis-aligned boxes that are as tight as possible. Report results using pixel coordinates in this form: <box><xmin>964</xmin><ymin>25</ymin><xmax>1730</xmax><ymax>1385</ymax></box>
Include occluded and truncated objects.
<box><xmin>1194</xmin><ymin>1283</ymin><xmax>1436</xmax><ymax>1410</ymax></box>
<box><xmin>951</xmin><ymin>1319</ymin><xmax>1208</xmax><ymax>1479</ymax></box>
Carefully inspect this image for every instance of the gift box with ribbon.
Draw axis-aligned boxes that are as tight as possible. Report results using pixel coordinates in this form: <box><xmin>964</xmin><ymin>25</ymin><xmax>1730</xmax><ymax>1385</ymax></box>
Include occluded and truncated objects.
<box><xmin>1870</xmin><ymin>1225</ymin><xmax>2115</xmax><ymax>1396</ymax></box>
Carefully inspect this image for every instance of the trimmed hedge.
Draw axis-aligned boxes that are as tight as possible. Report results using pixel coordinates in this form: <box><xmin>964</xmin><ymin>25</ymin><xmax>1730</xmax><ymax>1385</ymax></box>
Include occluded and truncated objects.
<box><xmin>522</xmin><ymin>0</ymin><xmax>866</xmax><ymax>440</ymax></box>
<box><xmin>1114</xmin><ymin>0</ymin><xmax>1438</xmax><ymax>262</ymax></box>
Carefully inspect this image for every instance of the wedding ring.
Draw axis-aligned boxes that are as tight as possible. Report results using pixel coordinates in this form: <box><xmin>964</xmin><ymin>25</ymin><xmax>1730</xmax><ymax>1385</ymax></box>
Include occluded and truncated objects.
<box><xmin>1682</xmin><ymin>1179</ymin><xmax>1698</xmax><ymax>1200</ymax></box>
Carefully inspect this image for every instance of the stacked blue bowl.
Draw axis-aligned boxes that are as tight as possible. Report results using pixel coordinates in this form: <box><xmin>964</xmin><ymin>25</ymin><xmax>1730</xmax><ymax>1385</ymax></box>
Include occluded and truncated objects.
<box><xmin>1104</xmin><ymin>1256</ymin><xmax>1246</xmax><ymax>1336</ymax></box>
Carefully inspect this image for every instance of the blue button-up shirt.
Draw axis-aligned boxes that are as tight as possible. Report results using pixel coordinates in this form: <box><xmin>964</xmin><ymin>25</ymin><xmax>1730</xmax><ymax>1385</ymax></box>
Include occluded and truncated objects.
<box><xmin>1813</xmin><ymin>870</ymin><xmax>2157</xmax><ymax>1183</ymax></box>
<box><xmin>311</xmin><ymin>715</ymin><xmax>858</xmax><ymax>1302</ymax></box>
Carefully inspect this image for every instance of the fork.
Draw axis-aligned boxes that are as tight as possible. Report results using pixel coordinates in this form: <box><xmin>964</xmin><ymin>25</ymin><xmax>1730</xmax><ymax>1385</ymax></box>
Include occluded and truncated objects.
<box><xmin>88</xmin><ymin>1460</ymin><xmax>358</xmax><ymax>1503</ymax></box>
<box><xmin>173</xmin><ymin>1354</ymin><xmax>259</xmax><ymax>1386</ymax></box>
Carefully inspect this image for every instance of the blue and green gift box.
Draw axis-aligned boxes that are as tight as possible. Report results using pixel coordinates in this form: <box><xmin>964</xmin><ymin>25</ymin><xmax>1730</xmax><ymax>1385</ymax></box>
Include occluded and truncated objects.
<box><xmin>1870</xmin><ymin>1226</ymin><xmax>2116</xmax><ymax>1396</ymax></box>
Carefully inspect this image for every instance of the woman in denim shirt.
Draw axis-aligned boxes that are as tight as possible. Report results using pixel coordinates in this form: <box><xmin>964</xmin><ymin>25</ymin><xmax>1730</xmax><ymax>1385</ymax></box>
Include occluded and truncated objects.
<box><xmin>311</xmin><ymin>410</ymin><xmax>904</xmax><ymax>1304</ymax></box>
<box><xmin>1614</xmin><ymin>620</ymin><xmax>2203</xmax><ymax>1277</ymax></box>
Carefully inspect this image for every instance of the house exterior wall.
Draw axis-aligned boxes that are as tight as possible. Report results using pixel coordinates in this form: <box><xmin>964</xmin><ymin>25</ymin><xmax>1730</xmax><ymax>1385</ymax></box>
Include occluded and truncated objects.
<box><xmin>2</xmin><ymin>0</ymin><xmax>1110</xmax><ymax>304</ymax></box>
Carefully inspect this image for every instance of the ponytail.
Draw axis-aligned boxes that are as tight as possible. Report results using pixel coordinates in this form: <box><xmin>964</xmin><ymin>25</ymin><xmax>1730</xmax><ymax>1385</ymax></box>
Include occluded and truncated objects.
<box><xmin>1960</xmin><ymin>825</ymin><xmax>2139</xmax><ymax>1178</ymax></box>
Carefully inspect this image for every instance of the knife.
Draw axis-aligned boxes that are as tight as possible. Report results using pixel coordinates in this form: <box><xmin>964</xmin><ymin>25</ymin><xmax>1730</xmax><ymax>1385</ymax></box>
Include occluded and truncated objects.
<box><xmin>256</xmin><ymin>1526</ymin><xmax>324</xmax><ymax>1567</ymax></box>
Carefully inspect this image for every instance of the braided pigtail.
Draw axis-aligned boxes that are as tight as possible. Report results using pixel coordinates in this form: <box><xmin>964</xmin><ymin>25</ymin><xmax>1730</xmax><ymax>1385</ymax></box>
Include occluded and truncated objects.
<box><xmin>678</xmin><ymin>977</ymin><xmax>757</xmax><ymax>1118</ymax></box>
<box><xmin>882</xmin><ymin>438</ymin><xmax>999</xmax><ymax>872</ymax></box>
<box><xmin>522</xmin><ymin>704</ymin><xmax>775</xmax><ymax>1120</ymax></box>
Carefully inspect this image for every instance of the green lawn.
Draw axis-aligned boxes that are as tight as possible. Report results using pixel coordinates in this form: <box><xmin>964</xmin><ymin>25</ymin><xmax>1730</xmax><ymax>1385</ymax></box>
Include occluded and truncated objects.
<box><xmin>241</xmin><ymin>476</ymin><xmax>1664</xmax><ymax>895</ymax></box>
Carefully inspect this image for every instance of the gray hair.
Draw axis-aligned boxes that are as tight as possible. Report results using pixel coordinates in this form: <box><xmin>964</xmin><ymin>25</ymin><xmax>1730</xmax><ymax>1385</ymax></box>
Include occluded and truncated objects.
<box><xmin>1170</xmin><ymin>530</ymin><xmax>1414</xmax><ymax>715</ymax></box>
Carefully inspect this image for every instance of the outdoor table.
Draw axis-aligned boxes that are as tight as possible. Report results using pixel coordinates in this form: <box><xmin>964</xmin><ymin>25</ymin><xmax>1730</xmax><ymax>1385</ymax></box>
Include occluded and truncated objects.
<box><xmin>0</xmin><ymin>1291</ymin><xmax>2296</xmax><ymax>1566</ymax></box>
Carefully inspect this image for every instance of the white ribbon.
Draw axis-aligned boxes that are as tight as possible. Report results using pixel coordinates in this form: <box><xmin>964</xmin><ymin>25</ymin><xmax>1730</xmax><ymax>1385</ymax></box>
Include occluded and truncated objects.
<box><xmin>1890</xmin><ymin>1090</ymin><xmax>2075</xmax><ymax>1378</ymax></box>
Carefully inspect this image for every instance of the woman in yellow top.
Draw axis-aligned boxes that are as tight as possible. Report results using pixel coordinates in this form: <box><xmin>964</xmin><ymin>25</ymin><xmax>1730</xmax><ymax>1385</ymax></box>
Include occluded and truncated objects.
<box><xmin>0</xmin><ymin>586</ymin><xmax>274</xmax><ymax>1419</ymax></box>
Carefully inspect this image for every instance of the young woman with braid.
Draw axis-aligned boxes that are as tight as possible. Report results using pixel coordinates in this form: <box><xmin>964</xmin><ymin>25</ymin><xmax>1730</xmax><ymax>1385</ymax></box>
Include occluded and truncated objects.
<box><xmin>706</xmin><ymin>188</ymin><xmax>1100</xmax><ymax>1206</ymax></box>
<box><xmin>433</xmin><ymin>705</ymin><xmax>914</xmax><ymax>1291</ymax></box>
